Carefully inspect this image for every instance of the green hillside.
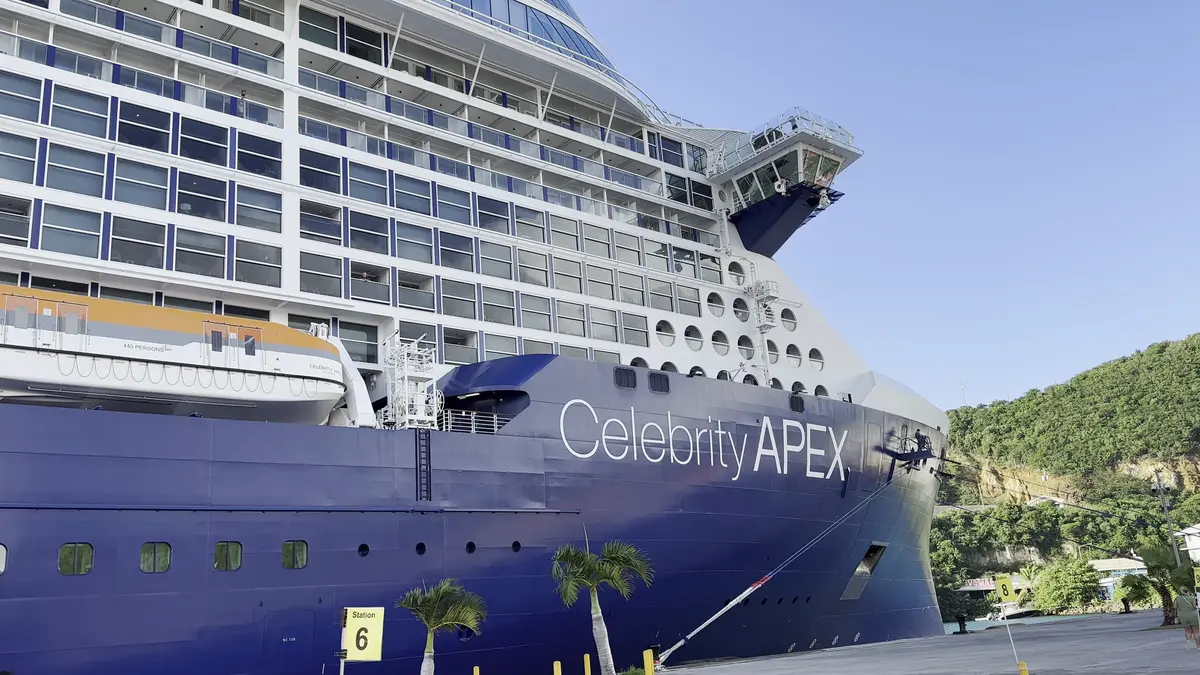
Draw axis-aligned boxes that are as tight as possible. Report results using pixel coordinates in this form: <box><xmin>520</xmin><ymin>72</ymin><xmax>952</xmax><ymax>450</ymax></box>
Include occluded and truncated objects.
<box><xmin>948</xmin><ymin>334</ymin><xmax>1200</xmax><ymax>481</ymax></box>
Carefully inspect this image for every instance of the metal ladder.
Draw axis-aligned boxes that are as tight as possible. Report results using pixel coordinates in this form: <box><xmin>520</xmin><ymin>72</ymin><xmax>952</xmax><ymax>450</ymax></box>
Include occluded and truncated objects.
<box><xmin>415</xmin><ymin>428</ymin><xmax>432</xmax><ymax>501</ymax></box>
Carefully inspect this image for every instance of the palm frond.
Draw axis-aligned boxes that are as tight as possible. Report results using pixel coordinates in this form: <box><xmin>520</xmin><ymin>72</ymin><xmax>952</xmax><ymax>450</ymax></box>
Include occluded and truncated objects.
<box><xmin>552</xmin><ymin>543</ymin><xmax>600</xmax><ymax>607</ymax></box>
<box><xmin>395</xmin><ymin>578</ymin><xmax>488</xmax><ymax>635</ymax></box>
<box><xmin>599</xmin><ymin>540</ymin><xmax>654</xmax><ymax>587</ymax></box>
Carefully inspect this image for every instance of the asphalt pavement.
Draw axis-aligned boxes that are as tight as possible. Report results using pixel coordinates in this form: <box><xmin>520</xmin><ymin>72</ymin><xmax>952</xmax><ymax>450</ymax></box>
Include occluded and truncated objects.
<box><xmin>662</xmin><ymin>612</ymin><xmax>1200</xmax><ymax>675</ymax></box>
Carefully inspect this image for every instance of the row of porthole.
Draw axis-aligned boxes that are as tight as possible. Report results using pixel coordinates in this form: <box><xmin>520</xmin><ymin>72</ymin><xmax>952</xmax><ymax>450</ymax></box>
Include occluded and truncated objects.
<box><xmin>653</xmin><ymin>324</ymin><xmax>824</xmax><ymax>369</ymax></box>
<box><xmin>726</xmin><ymin>595</ymin><xmax>813</xmax><ymax>607</ymax></box>
<box><xmin>2</xmin><ymin>539</ymin><xmax>524</xmax><ymax>577</ymax></box>
<box><xmin>630</xmin><ymin>360</ymin><xmax>829</xmax><ymax>396</ymax></box>
<box><xmin>705</xmin><ymin>294</ymin><xmax>798</xmax><ymax>332</ymax></box>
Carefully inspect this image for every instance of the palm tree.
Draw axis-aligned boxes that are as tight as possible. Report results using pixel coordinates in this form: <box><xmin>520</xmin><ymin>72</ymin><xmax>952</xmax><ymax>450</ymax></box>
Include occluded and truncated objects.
<box><xmin>551</xmin><ymin>540</ymin><xmax>654</xmax><ymax>675</ymax></box>
<box><xmin>1117</xmin><ymin>544</ymin><xmax>1191</xmax><ymax>626</ymax></box>
<box><xmin>396</xmin><ymin>578</ymin><xmax>487</xmax><ymax>675</ymax></box>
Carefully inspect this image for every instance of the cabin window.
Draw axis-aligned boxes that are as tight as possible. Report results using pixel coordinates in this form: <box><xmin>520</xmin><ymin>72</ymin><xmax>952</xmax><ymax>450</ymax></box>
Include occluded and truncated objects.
<box><xmin>648</xmin><ymin>372</ymin><xmax>669</xmax><ymax>394</ymax></box>
<box><xmin>613</xmin><ymin>367</ymin><xmax>636</xmax><ymax>389</ymax></box>
<box><xmin>139</xmin><ymin>542</ymin><xmax>171</xmax><ymax>574</ymax></box>
<box><xmin>282</xmin><ymin>540</ymin><xmax>308</xmax><ymax>570</ymax></box>
<box><xmin>0</xmin><ymin>543</ymin><xmax>7</xmax><ymax>575</ymax></box>
<box><xmin>210</xmin><ymin>330</ymin><xmax>223</xmax><ymax>352</ymax></box>
<box><xmin>214</xmin><ymin>541</ymin><xmax>242</xmax><ymax>571</ymax></box>
<box><xmin>58</xmin><ymin>542</ymin><xmax>94</xmax><ymax>575</ymax></box>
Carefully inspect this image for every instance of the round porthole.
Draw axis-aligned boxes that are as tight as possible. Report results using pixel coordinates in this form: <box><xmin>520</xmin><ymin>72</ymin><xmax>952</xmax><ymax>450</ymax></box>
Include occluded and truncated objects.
<box><xmin>511</xmin><ymin>541</ymin><xmax>522</xmax><ymax>553</ymax></box>
<box><xmin>357</xmin><ymin>544</ymin><xmax>370</xmax><ymax>557</ymax></box>
<box><xmin>415</xmin><ymin>542</ymin><xmax>427</xmax><ymax>555</ymax></box>
<box><xmin>466</xmin><ymin>541</ymin><xmax>477</xmax><ymax>554</ymax></box>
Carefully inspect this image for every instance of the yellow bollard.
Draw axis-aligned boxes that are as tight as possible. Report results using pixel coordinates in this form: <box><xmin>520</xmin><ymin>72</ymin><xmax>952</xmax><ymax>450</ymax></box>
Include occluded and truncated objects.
<box><xmin>1017</xmin><ymin>662</ymin><xmax>1028</xmax><ymax>675</ymax></box>
<box><xmin>473</xmin><ymin>668</ymin><xmax>480</xmax><ymax>675</ymax></box>
<box><xmin>642</xmin><ymin>649</ymin><xmax>655</xmax><ymax>675</ymax></box>
<box><xmin>553</xmin><ymin>660</ymin><xmax>562</xmax><ymax>675</ymax></box>
<box><xmin>583</xmin><ymin>653</ymin><xmax>592</xmax><ymax>675</ymax></box>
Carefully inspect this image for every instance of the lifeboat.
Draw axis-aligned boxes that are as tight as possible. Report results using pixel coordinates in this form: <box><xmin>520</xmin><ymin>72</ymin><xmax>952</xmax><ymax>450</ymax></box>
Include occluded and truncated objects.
<box><xmin>0</xmin><ymin>285</ymin><xmax>347</xmax><ymax>425</ymax></box>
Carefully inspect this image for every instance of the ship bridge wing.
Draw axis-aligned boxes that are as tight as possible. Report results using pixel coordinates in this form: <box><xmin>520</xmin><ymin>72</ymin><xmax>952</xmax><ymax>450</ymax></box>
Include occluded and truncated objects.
<box><xmin>440</xmin><ymin>354</ymin><xmax>556</xmax><ymax>398</ymax></box>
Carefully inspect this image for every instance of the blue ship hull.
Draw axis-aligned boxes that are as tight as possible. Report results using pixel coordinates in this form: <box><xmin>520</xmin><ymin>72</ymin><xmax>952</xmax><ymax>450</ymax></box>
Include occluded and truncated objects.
<box><xmin>0</xmin><ymin>356</ymin><xmax>944</xmax><ymax>674</ymax></box>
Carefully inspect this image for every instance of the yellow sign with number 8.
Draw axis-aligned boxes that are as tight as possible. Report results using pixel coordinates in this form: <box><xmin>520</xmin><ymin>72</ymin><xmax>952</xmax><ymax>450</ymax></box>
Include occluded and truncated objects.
<box><xmin>994</xmin><ymin>574</ymin><xmax>1016</xmax><ymax>603</ymax></box>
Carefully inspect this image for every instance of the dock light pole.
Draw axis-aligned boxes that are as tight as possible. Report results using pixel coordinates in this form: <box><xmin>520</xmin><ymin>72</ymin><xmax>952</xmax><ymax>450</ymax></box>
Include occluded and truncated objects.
<box><xmin>1155</xmin><ymin>470</ymin><xmax>1183</xmax><ymax>568</ymax></box>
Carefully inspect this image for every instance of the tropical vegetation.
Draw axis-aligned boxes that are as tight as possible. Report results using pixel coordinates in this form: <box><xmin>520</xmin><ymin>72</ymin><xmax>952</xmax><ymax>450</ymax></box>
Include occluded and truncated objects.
<box><xmin>932</xmin><ymin>333</ymin><xmax>1200</xmax><ymax>620</ymax></box>
<box><xmin>551</xmin><ymin>540</ymin><xmax>654</xmax><ymax>675</ymax></box>
<box><xmin>396</xmin><ymin>578</ymin><xmax>488</xmax><ymax>675</ymax></box>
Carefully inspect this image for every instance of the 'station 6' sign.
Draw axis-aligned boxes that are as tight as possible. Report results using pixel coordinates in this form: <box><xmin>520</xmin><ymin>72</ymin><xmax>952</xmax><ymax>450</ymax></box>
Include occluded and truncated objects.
<box><xmin>340</xmin><ymin>606</ymin><xmax>385</xmax><ymax>669</ymax></box>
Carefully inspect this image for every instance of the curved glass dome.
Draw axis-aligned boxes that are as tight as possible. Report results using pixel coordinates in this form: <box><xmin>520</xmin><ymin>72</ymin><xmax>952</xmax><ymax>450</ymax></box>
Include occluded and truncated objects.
<box><xmin>447</xmin><ymin>0</ymin><xmax>617</xmax><ymax>75</ymax></box>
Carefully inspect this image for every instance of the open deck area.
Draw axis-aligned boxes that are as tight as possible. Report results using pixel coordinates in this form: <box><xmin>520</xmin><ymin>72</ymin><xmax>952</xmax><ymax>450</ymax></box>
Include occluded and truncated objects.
<box><xmin>665</xmin><ymin>612</ymin><xmax>1197</xmax><ymax>675</ymax></box>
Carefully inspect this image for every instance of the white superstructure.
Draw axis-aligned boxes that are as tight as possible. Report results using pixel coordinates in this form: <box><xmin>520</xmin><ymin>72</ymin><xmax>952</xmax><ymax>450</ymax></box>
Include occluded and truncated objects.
<box><xmin>0</xmin><ymin>0</ymin><xmax>947</xmax><ymax>431</ymax></box>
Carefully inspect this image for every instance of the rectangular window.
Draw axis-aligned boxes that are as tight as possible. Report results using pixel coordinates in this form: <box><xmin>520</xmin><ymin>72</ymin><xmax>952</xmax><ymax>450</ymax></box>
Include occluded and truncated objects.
<box><xmin>441</xmin><ymin>279</ymin><xmax>477</xmax><ymax>319</ymax></box>
<box><xmin>549</xmin><ymin>215</ymin><xmax>579</xmax><ymax>250</ymax></box>
<box><xmin>179</xmin><ymin>117</ymin><xmax>229</xmax><ymax>166</ymax></box>
<box><xmin>690</xmin><ymin>180</ymin><xmax>714</xmax><ymax>210</ymax></box>
<box><xmin>556</xmin><ymin>300</ymin><xmax>586</xmax><ymax>337</ymax></box>
<box><xmin>348</xmin><ymin>210</ymin><xmax>389</xmax><ymax>254</ymax></box>
<box><xmin>394</xmin><ymin>174</ymin><xmax>431</xmax><ymax>215</ymax></box>
<box><xmin>439</xmin><ymin>232</ymin><xmax>475</xmax><ymax>272</ymax></box>
<box><xmin>236</xmin><ymin>186</ymin><xmax>282</xmax><ymax>232</ymax></box>
<box><xmin>589</xmin><ymin>307</ymin><xmax>618</xmax><ymax>342</ymax></box>
<box><xmin>583</xmin><ymin>224</ymin><xmax>610</xmax><ymax>258</ymax></box>
<box><xmin>214</xmin><ymin>541</ymin><xmax>243</xmax><ymax>571</ymax></box>
<box><xmin>299</xmin><ymin>251</ymin><xmax>342</xmax><ymax>297</ymax></box>
<box><xmin>621</xmin><ymin>313</ymin><xmax>649</xmax><ymax>347</ymax></box>
<box><xmin>648</xmin><ymin>279</ymin><xmax>674</xmax><ymax>312</ymax></box>
<box><xmin>479</xmin><ymin>241</ymin><xmax>512</xmax><ymax>280</ymax></box>
<box><xmin>552</xmin><ymin>257</ymin><xmax>582</xmax><ymax>294</ymax></box>
<box><xmin>515</xmin><ymin>205</ymin><xmax>545</xmax><ymax>243</ymax></box>
<box><xmin>300</xmin><ymin>200</ymin><xmax>341</xmax><ymax>243</ymax></box>
<box><xmin>645</xmin><ymin>241</ymin><xmax>670</xmax><ymax>273</ymax></box>
<box><xmin>300</xmin><ymin>148</ymin><xmax>340</xmax><ymax>193</ymax></box>
<box><xmin>345</xmin><ymin>21</ymin><xmax>384</xmax><ymax>65</ymax></box>
<box><xmin>139</xmin><ymin>542</ymin><xmax>172</xmax><ymax>574</ymax></box>
<box><xmin>688</xmin><ymin>145</ymin><xmax>708</xmax><ymax>175</ymax></box>
<box><xmin>559</xmin><ymin>344</ymin><xmax>588</xmax><ymax>360</ymax></box>
<box><xmin>51</xmin><ymin>86</ymin><xmax>107</xmax><ymax>137</ymax></box>
<box><xmin>396</xmin><ymin>320</ymin><xmax>436</xmax><ymax>353</ymax></box>
<box><xmin>45</xmin><ymin>144</ymin><xmax>104</xmax><ymax>197</ymax></box>
<box><xmin>442</xmin><ymin>327</ymin><xmax>478</xmax><ymax>365</ymax></box>
<box><xmin>237</xmin><ymin>133</ymin><xmax>282</xmax><ymax>179</ymax></box>
<box><xmin>614</xmin><ymin>231</ymin><xmax>641</xmax><ymax>265</ymax></box>
<box><xmin>395</xmin><ymin>270</ymin><xmax>435</xmax><ymax>312</ymax></box>
<box><xmin>289</xmin><ymin>314</ymin><xmax>328</xmax><ymax>332</ymax></box>
<box><xmin>113</xmin><ymin>158</ymin><xmax>169</xmax><ymax>210</ymax></box>
<box><xmin>677</xmin><ymin>285</ymin><xmax>701</xmax><ymax>317</ymax></box>
<box><xmin>0</xmin><ymin>131</ymin><xmax>36</xmax><ymax>183</ymax></box>
<box><xmin>234</xmin><ymin>240</ymin><xmax>282</xmax><ymax>287</ymax></box>
<box><xmin>523</xmin><ymin>339</ymin><xmax>553</xmax><ymax>355</ymax></box>
<box><xmin>281</xmin><ymin>540</ymin><xmax>308</xmax><ymax>570</ymax></box>
<box><xmin>396</xmin><ymin>222</ymin><xmax>433</xmax><ymax>263</ymax></box>
<box><xmin>586</xmin><ymin>265</ymin><xmax>615</xmax><ymax>301</ymax></box>
<box><xmin>477</xmin><ymin>196</ymin><xmax>509</xmax><ymax>234</ymax></box>
<box><xmin>484</xmin><ymin>333</ymin><xmax>517</xmax><ymax>361</ymax></box>
<box><xmin>659</xmin><ymin>136</ymin><xmax>685</xmax><ymax>168</ymax></box>
<box><xmin>481</xmin><ymin>287</ymin><xmax>515</xmax><ymax>325</ymax></box>
<box><xmin>0</xmin><ymin>195</ymin><xmax>32</xmax><ymax>247</ymax></box>
<box><xmin>58</xmin><ymin>542</ymin><xmax>95</xmax><ymax>575</ymax></box>
<box><xmin>177</xmin><ymin>172</ymin><xmax>227</xmax><ymax>222</ymax></box>
<box><xmin>117</xmin><ymin>102</ymin><xmax>170</xmax><ymax>152</ymax></box>
<box><xmin>699</xmin><ymin>253</ymin><xmax>722</xmax><ymax>284</ymax></box>
<box><xmin>349</xmin><ymin>261</ymin><xmax>390</xmax><ymax>304</ymax></box>
<box><xmin>110</xmin><ymin>217</ymin><xmax>165</xmax><ymax>268</ymax></box>
<box><xmin>520</xmin><ymin>294</ymin><xmax>551</xmax><ymax>331</ymax></box>
<box><xmin>340</xmin><ymin>321</ymin><xmax>379</xmax><ymax>363</ymax></box>
<box><xmin>593</xmin><ymin>349</ymin><xmax>620</xmax><ymax>364</ymax></box>
<box><xmin>298</xmin><ymin>6</ymin><xmax>338</xmax><ymax>49</ymax></box>
<box><xmin>40</xmin><ymin>204</ymin><xmax>101</xmax><ymax>258</ymax></box>
<box><xmin>0</xmin><ymin>72</ymin><xmax>41</xmax><ymax>122</ymax></box>
<box><xmin>99</xmin><ymin>286</ymin><xmax>154</xmax><ymax>304</ymax></box>
<box><xmin>666</xmin><ymin>173</ymin><xmax>689</xmax><ymax>204</ymax></box>
<box><xmin>175</xmin><ymin>228</ymin><xmax>226</xmax><ymax>278</ymax></box>
<box><xmin>673</xmin><ymin>247</ymin><xmax>697</xmax><ymax>278</ymax></box>
<box><xmin>618</xmin><ymin>272</ymin><xmax>644</xmax><ymax>306</ymax></box>
<box><xmin>436</xmin><ymin>185</ymin><xmax>471</xmax><ymax>225</ymax></box>
<box><xmin>224</xmin><ymin>304</ymin><xmax>269</xmax><ymax>321</ymax></box>
<box><xmin>348</xmin><ymin>161</ymin><xmax>388</xmax><ymax>204</ymax></box>
<box><xmin>517</xmin><ymin>250</ymin><xmax>548</xmax><ymax>287</ymax></box>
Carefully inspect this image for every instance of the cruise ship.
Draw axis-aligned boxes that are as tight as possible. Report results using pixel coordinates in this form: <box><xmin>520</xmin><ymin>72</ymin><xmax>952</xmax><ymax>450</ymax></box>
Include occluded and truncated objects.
<box><xmin>0</xmin><ymin>0</ymin><xmax>951</xmax><ymax>672</ymax></box>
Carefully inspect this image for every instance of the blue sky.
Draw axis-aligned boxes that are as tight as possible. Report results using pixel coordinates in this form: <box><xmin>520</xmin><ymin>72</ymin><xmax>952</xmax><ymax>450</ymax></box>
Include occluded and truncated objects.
<box><xmin>574</xmin><ymin>0</ymin><xmax>1200</xmax><ymax>411</ymax></box>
